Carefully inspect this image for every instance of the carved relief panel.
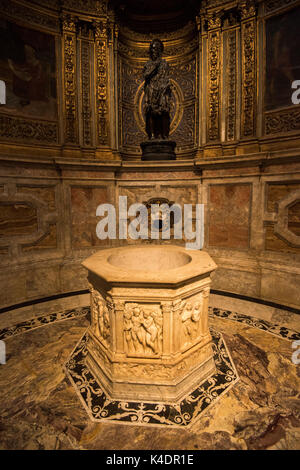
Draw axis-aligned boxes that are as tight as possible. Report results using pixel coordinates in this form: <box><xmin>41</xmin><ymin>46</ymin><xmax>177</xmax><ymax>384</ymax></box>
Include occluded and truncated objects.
<box><xmin>90</xmin><ymin>287</ymin><xmax>111</xmax><ymax>349</ymax></box>
<box><xmin>173</xmin><ymin>289</ymin><xmax>209</xmax><ymax>352</ymax></box>
<box><xmin>123</xmin><ymin>303</ymin><xmax>163</xmax><ymax>357</ymax></box>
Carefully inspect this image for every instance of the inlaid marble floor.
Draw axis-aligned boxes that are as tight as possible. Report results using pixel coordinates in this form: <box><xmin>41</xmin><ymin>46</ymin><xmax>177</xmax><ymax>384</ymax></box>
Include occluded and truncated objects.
<box><xmin>0</xmin><ymin>304</ymin><xmax>299</xmax><ymax>450</ymax></box>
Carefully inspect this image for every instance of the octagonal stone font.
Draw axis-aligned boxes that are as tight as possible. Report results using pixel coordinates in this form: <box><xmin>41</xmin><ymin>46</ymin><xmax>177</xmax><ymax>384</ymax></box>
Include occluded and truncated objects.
<box><xmin>81</xmin><ymin>245</ymin><xmax>218</xmax><ymax>403</ymax></box>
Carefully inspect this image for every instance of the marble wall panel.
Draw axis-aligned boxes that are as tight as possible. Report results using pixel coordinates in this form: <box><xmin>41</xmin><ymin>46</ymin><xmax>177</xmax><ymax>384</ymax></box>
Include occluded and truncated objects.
<box><xmin>70</xmin><ymin>186</ymin><xmax>110</xmax><ymax>249</ymax></box>
<box><xmin>0</xmin><ymin>202</ymin><xmax>38</xmax><ymax>237</ymax></box>
<box><xmin>265</xmin><ymin>182</ymin><xmax>300</xmax><ymax>253</ymax></box>
<box><xmin>60</xmin><ymin>263</ymin><xmax>89</xmax><ymax>293</ymax></box>
<box><xmin>211</xmin><ymin>266</ymin><xmax>260</xmax><ymax>298</ymax></box>
<box><xmin>0</xmin><ymin>183</ymin><xmax>59</xmax><ymax>260</ymax></box>
<box><xmin>25</xmin><ymin>265</ymin><xmax>60</xmax><ymax>298</ymax></box>
<box><xmin>208</xmin><ymin>183</ymin><xmax>252</xmax><ymax>249</ymax></box>
<box><xmin>261</xmin><ymin>269</ymin><xmax>300</xmax><ymax>308</ymax></box>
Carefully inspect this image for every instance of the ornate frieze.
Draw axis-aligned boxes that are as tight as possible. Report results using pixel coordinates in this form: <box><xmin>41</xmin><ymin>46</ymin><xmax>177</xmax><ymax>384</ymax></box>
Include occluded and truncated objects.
<box><xmin>265</xmin><ymin>108</ymin><xmax>300</xmax><ymax>135</ymax></box>
<box><xmin>62</xmin><ymin>15</ymin><xmax>78</xmax><ymax>145</ymax></box>
<box><xmin>113</xmin><ymin>342</ymin><xmax>213</xmax><ymax>381</ymax></box>
<box><xmin>0</xmin><ymin>115</ymin><xmax>58</xmax><ymax>143</ymax></box>
<box><xmin>62</xmin><ymin>0</ymin><xmax>107</xmax><ymax>15</ymax></box>
<box><xmin>240</xmin><ymin>7</ymin><xmax>256</xmax><ymax>138</ymax></box>
<box><xmin>95</xmin><ymin>21</ymin><xmax>109</xmax><ymax>146</ymax></box>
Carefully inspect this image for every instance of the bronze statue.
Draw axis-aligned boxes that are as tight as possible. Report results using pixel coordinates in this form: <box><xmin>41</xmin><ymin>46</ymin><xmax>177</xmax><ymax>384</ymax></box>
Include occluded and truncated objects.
<box><xmin>143</xmin><ymin>39</ymin><xmax>172</xmax><ymax>140</ymax></box>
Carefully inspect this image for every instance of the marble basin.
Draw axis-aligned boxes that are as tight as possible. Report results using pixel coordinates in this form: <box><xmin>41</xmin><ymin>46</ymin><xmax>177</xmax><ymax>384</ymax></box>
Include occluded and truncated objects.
<box><xmin>82</xmin><ymin>245</ymin><xmax>217</xmax><ymax>403</ymax></box>
<box><xmin>107</xmin><ymin>246</ymin><xmax>192</xmax><ymax>271</ymax></box>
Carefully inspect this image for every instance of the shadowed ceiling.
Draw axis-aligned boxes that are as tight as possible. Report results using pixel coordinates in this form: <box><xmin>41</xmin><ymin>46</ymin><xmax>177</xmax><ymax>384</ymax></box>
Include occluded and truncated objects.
<box><xmin>110</xmin><ymin>0</ymin><xmax>202</xmax><ymax>32</ymax></box>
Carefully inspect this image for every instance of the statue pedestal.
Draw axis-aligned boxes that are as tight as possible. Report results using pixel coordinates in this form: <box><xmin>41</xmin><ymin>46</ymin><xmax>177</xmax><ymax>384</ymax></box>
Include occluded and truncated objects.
<box><xmin>81</xmin><ymin>245</ymin><xmax>217</xmax><ymax>403</ymax></box>
<box><xmin>141</xmin><ymin>140</ymin><xmax>176</xmax><ymax>161</ymax></box>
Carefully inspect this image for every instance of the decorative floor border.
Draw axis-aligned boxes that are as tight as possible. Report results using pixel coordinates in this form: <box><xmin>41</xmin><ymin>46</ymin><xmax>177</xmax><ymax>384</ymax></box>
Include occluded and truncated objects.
<box><xmin>65</xmin><ymin>328</ymin><xmax>238</xmax><ymax>428</ymax></box>
<box><xmin>1</xmin><ymin>304</ymin><xmax>298</xmax><ymax>428</ymax></box>
<box><xmin>0</xmin><ymin>307</ymin><xmax>89</xmax><ymax>341</ymax></box>
<box><xmin>209</xmin><ymin>307</ymin><xmax>300</xmax><ymax>341</ymax></box>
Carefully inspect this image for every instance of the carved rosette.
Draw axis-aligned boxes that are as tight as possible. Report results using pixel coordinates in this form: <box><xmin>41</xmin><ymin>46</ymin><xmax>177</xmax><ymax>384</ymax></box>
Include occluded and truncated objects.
<box><xmin>226</xmin><ymin>30</ymin><xmax>237</xmax><ymax>141</ymax></box>
<box><xmin>207</xmin><ymin>15</ymin><xmax>222</xmax><ymax>142</ymax></box>
<box><xmin>95</xmin><ymin>21</ymin><xmax>109</xmax><ymax>146</ymax></box>
<box><xmin>240</xmin><ymin>3</ymin><xmax>256</xmax><ymax>138</ymax></box>
<box><xmin>62</xmin><ymin>15</ymin><xmax>78</xmax><ymax>144</ymax></box>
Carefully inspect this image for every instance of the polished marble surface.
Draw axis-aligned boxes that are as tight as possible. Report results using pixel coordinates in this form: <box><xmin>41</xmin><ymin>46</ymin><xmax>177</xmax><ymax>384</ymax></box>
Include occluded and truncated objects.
<box><xmin>0</xmin><ymin>300</ymin><xmax>299</xmax><ymax>450</ymax></box>
<box><xmin>66</xmin><ymin>328</ymin><xmax>238</xmax><ymax>427</ymax></box>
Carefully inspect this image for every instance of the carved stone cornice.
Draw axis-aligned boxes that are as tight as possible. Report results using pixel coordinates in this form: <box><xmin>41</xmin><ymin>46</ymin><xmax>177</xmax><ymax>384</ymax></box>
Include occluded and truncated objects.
<box><xmin>206</xmin><ymin>12</ymin><xmax>223</xmax><ymax>30</ymax></box>
<box><xmin>265</xmin><ymin>0</ymin><xmax>299</xmax><ymax>13</ymax></box>
<box><xmin>239</xmin><ymin>1</ymin><xmax>257</xmax><ymax>19</ymax></box>
<box><xmin>0</xmin><ymin>0</ymin><xmax>59</xmax><ymax>32</ymax></box>
<box><xmin>120</xmin><ymin>21</ymin><xmax>196</xmax><ymax>43</ymax></box>
<box><xmin>61</xmin><ymin>13</ymin><xmax>77</xmax><ymax>33</ymax></box>
<box><xmin>62</xmin><ymin>0</ymin><xmax>107</xmax><ymax>16</ymax></box>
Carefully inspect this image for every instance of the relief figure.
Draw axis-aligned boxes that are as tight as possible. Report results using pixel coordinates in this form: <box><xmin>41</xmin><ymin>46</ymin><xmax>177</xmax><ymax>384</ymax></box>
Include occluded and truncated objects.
<box><xmin>124</xmin><ymin>303</ymin><xmax>163</xmax><ymax>355</ymax></box>
<box><xmin>179</xmin><ymin>297</ymin><xmax>203</xmax><ymax>347</ymax></box>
